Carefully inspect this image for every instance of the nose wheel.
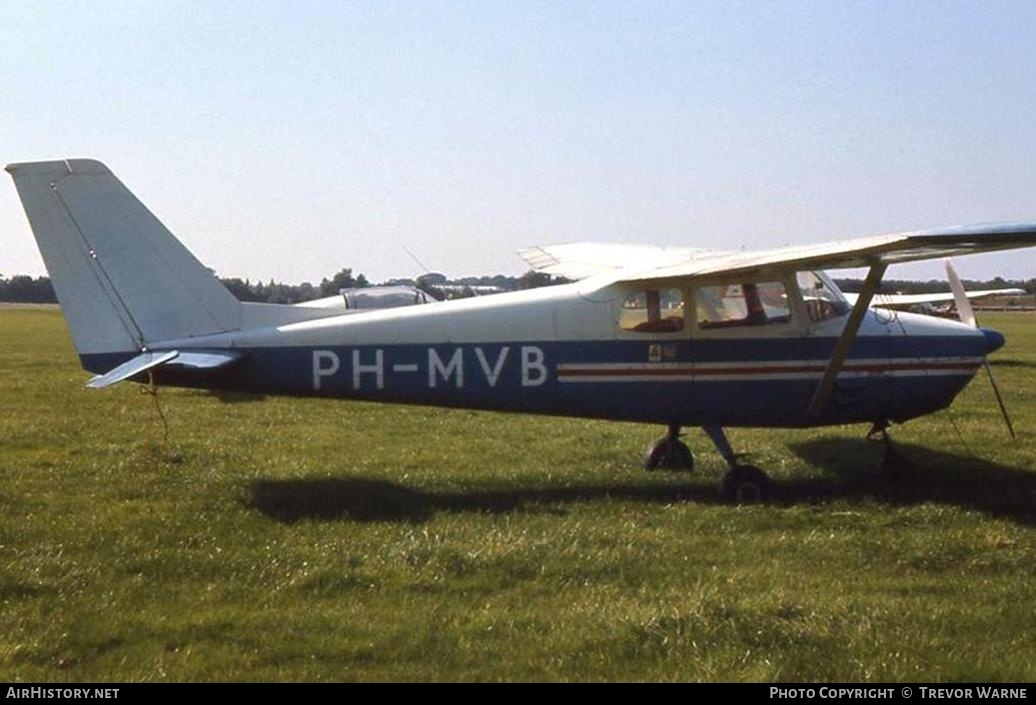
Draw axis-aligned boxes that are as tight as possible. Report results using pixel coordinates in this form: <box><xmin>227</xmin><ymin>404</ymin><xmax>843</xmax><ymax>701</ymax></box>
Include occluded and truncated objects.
<box><xmin>868</xmin><ymin>421</ymin><xmax>912</xmax><ymax>477</ymax></box>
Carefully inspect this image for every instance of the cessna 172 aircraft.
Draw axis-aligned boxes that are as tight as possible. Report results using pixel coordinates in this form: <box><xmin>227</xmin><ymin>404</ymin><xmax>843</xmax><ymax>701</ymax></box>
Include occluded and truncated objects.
<box><xmin>8</xmin><ymin>158</ymin><xmax>1036</xmax><ymax>501</ymax></box>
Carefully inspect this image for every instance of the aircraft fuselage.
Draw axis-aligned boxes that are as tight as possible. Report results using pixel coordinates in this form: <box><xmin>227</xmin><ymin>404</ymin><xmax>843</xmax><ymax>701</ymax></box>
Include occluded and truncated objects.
<box><xmin>82</xmin><ymin>281</ymin><xmax>993</xmax><ymax>428</ymax></box>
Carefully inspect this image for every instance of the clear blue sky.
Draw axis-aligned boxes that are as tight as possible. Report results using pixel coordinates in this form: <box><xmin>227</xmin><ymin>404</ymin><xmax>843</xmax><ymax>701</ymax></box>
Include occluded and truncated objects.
<box><xmin>2</xmin><ymin>1</ymin><xmax>1035</xmax><ymax>283</ymax></box>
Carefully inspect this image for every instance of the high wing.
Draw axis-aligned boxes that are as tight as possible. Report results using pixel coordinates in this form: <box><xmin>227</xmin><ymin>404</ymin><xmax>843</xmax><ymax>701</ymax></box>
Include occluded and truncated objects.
<box><xmin>521</xmin><ymin>222</ymin><xmax>1036</xmax><ymax>419</ymax></box>
<box><xmin>518</xmin><ymin>242</ymin><xmax>716</xmax><ymax>280</ymax></box>
<box><xmin>520</xmin><ymin>223</ymin><xmax>1036</xmax><ymax>284</ymax></box>
<box><xmin>846</xmin><ymin>288</ymin><xmax>1028</xmax><ymax>309</ymax></box>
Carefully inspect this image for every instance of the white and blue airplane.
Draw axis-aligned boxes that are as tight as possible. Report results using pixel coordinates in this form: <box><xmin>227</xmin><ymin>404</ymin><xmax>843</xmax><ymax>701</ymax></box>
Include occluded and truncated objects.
<box><xmin>8</xmin><ymin>159</ymin><xmax>1036</xmax><ymax>501</ymax></box>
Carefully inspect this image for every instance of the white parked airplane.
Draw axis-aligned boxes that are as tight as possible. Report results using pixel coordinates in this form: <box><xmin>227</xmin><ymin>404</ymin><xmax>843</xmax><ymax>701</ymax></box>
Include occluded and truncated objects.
<box><xmin>846</xmin><ymin>287</ymin><xmax>1027</xmax><ymax>313</ymax></box>
<box><xmin>296</xmin><ymin>285</ymin><xmax>434</xmax><ymax>312</ymax></box>
<box><xmin>8</xmin><ymin>158</ymin><xmax>1036</xmax><ymax>501</ymax></box>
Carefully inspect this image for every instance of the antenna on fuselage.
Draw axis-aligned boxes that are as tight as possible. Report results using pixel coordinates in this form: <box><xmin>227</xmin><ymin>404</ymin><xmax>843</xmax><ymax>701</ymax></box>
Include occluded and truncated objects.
<box><xmin>402</xmin><ymin>246</ymin><xmax>432</xmax><ymax>274</ymax></box>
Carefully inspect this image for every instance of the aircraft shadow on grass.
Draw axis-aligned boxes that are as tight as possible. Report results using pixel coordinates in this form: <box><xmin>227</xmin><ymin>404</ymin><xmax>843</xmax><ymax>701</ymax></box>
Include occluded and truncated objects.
<box><xmin>247</xmin><ymin>439</ymin><xmax>1034</xmax><ymax>526</ymax></box>
<box><xmin>987</xmin><ymin>358</ymin><xmax>1036</xmax><ymax>369</ymax></box>
<box><xmin>205</xmin><ymin>391</ymin><xmax>268</xmax><ymax>404</ymax></box>
<box><xmin>247</xmin><ymin>477</ymin><xmax>722</xmax><ymax>524</ymax></box>
<box><xmin>788</xmin><ymin>438</ymin><xmax>1035</xmax><ymax>526</ymax></box>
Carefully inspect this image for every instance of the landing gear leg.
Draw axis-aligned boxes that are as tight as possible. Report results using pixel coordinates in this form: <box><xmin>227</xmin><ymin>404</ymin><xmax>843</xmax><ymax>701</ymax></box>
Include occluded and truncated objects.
<box><xmin>868</xmin><ymin>421</ymin><xmax>911</xmax><ymax>477</ymax></box>
<box><xmin>704</xmin><ymin>425</ymin><xmax>771</xmax><ymax>503</ymax></box>
<box><xmin>644</xmin><ymin>423</ymin><xmax>694</xmax><ymax>471</ymax></box>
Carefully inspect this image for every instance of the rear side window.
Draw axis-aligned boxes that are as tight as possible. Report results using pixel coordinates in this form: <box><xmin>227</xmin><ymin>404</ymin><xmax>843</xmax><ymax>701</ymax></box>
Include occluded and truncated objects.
<box><xmin>619</xmin><ymin>288</ymin><xmax>684</xmax><ymax>333</ymax></box>
<box><xmin>696</xmin><ymin>281</ymin><xmax>791</xmax><ymax>329</ymax></box>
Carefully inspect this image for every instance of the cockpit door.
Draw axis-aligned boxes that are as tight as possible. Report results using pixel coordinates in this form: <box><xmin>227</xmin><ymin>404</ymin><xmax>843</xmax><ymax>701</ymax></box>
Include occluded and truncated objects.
<box><xmin>798</xmin><ymin>271</ymin><xmax>893</xmax><ymax>420</ymax></box>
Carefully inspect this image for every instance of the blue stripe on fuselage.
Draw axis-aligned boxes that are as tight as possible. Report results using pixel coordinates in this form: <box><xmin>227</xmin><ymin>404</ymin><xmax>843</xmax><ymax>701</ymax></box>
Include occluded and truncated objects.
<box><xmin>79</xmin><ymin>334</ymin><xmax>985</xmax><ymax>428</ymax></box>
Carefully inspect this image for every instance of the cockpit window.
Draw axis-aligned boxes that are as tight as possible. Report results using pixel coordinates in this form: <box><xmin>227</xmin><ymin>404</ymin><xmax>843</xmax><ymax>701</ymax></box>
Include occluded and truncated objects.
<box><xmin>797</xmin><ymin>271</ymin><xmax>851</xmax><ymax>322</ymax></box>
<box><xmin>619</xmin><ymin>288</ymin><xmax>684</xmax><ymax>333</ymax></box>
<box><xmin>696</xmin><ymin>281</ymin><xmax>791</xmax><ymax>329</ymax></box>
<box><xmin>342</xmin><ymin>286</ymin><xmax>429</xmax><ymax>309</ymax></box>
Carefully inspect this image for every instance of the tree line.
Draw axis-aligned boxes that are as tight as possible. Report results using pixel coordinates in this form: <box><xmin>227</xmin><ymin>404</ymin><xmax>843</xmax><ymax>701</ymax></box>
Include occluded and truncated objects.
<box><xmin>0</xmin><ymin>268</ymin><xmax>564</xmax><ymax>304</ymax></box>
<box><xmin>833</xmin><ymin>276</ymin><xmax>1036</xmax><ymax>295</ymax></box>
<box><xmin>1</xmin><ymin>269</ymin><xmax>1032</xmax><ymax>305</ymax></box>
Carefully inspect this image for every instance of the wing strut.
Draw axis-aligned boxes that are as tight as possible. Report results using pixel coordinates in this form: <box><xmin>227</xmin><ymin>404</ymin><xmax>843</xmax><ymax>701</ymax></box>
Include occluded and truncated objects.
<box><xmin>807</xmin><ymin>262</ymin><xmax>888</xmax><ymax>417</ymax></box>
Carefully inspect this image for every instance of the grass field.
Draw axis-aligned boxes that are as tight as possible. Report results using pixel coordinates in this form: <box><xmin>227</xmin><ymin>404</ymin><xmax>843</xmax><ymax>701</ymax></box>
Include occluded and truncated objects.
<box><xmin>0</xmin><ymin>307</ymin><xmax>1033</xmax><ymax>682</ymax></box>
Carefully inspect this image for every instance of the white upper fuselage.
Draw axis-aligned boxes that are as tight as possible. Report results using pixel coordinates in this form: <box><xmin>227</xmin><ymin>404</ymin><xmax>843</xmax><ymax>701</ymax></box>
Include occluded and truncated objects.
<box><xmin>155</xmin><ymin>271</ymin><xmax>980</xmax><ymax>351</ymax></box>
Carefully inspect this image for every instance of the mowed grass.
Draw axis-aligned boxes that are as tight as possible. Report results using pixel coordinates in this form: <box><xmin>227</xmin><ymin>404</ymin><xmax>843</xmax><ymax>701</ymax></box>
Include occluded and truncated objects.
<box><xmin>0</xmin><ymin>307</ymin><xmax>1034</xmax><ymax>682</ymax></box>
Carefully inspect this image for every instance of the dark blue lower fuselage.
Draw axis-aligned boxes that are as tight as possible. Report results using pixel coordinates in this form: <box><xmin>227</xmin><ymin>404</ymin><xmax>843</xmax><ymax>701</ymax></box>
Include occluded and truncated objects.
<box><xmin>81</xmin><ymin>332</ymin><xmax>986</xmax><ymax>428</ymax></box>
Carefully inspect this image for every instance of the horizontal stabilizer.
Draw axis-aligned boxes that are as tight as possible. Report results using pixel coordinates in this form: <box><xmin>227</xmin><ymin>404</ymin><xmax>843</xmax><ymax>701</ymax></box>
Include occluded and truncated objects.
<box><xmin>87</xmin><ymin>351</ymin><xmax>180</xmax><ymax>389</ymax></box>
<box><xmin>168</xmin><ymin>351</ymin><xmax>243</xmax><ymax>370</ymax></box>
<box><xmin>86</xmin><ymin>349</ymin><xmax>243</xmax><ymax>388</ymax></box>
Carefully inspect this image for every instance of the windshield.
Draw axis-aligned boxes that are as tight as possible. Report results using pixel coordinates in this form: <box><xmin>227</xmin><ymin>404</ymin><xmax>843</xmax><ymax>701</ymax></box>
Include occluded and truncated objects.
<box><xmin>342</xmin><ymin>286</ymin><xmax>429</xmax><ymax>309</ymax></box>
<box><xmin>797</xmin><ymin>271</ymin><xmax>850</xmax><ymax>322</ymax></box>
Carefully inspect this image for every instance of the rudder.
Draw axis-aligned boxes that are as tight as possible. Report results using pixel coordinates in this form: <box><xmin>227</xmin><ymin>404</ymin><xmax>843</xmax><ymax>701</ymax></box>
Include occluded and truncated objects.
<box><xmin>6</xmin><ymin>159</ymin><xmax>241</xmax><ymax>355</ymax></box>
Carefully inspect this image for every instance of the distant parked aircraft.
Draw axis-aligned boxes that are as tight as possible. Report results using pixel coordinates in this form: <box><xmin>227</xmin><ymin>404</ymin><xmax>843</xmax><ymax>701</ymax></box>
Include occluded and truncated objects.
<box><xmin>846</xmin><ymin>285</ymin><xmax>1027</xmax><ymax>315</ymax></box>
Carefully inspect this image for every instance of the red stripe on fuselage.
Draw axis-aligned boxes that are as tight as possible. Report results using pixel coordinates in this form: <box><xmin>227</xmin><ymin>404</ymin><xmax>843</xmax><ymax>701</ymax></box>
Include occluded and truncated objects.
<box><xmin>557</xmin><ymin>361</ymin><xmax>980</xmax><ymax>378</ymax></box>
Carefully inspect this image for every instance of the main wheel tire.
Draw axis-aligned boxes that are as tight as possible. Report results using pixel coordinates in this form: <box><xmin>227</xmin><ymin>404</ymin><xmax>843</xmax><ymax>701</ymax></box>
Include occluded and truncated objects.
<box><xmin>719</xmin><ymin>465</ymin><xmax>771</xmax><ymax>504</ymax></box>
<box><xmin>644</xmin><ymin>437</ymin><xmax>695</xmax><ymax>472</ymax></box>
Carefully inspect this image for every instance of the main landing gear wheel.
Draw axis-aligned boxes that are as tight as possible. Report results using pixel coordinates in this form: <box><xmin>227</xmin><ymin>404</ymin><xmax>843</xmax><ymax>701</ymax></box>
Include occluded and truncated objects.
<box><xmin>702</xmin><ymin>426</ymin><xmax>771</xmax><ymax>503</ymax></box>
<box><xmin>718</xmin><ymin>465</ymin><xmax>771</xmax><ymax>504</ymax></box>
<box><xmin>644</xmin><ymin>437</ymin><xmax>694</xmax><ymax>471</ymax></box>
<box><xmin>644</xmin><ymin>424</ymin><xmax>694</xmax><ymax>471</ymax></box>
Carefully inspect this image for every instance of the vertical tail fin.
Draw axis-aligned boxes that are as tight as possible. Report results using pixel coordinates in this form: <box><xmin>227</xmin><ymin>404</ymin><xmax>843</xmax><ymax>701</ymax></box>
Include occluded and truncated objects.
<box><xmin>6</xmin><ymin>159</ymin><xmax>241</xmax><ymax>355</ymax></box>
